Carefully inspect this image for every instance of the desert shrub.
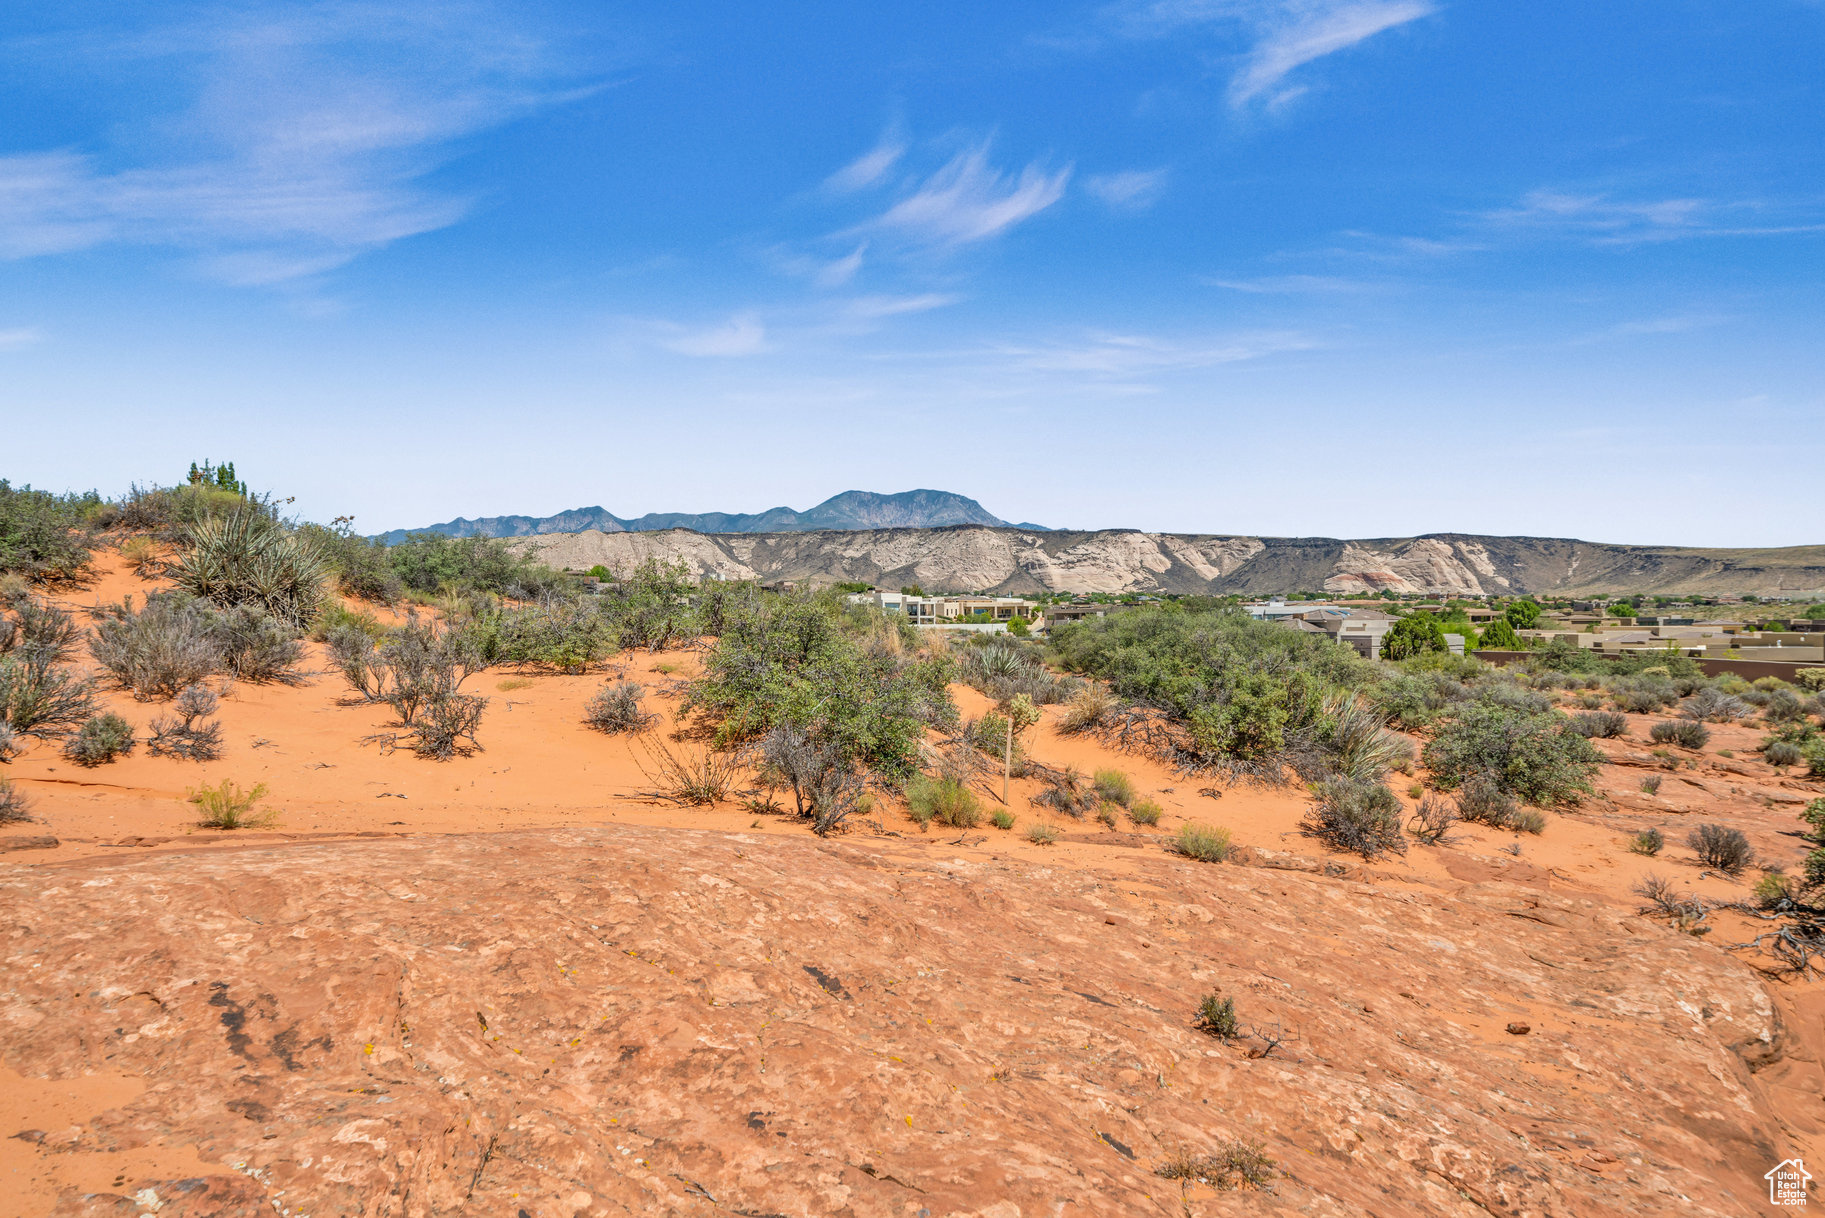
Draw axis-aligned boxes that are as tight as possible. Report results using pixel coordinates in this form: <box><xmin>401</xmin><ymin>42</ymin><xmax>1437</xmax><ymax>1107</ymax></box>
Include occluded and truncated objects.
<box><xmin>585</xmin><ymin>681</ymin><xmax>655</xmax><ymax>734</ymax></box>
<box><xmin>1156</xmin><ymin>1140</ymin><xmax>1276</xmax><ymax>1191</ymax></box>
<box><xmin>0</xmin><ymin>774</ymin><xmax>30</xmax><ymax>823</ymax></box>
<box><xmin>211</xmin><ymin>605</ymin><xmax>306</xmax><ymax>682</ymax></box>
<box><xmin>1302</xmin><ymin>779</ymin><xmax>1404</xmax><ymax>858</ymax></box>
<box><xmin>596</xmin><ymin>558</ymin><xmax>700</xmax><ymax>651</ymax></box>
<box><xmin>1765</xmin><ymin>688</ymin><xmax>1808</xmax><ymax>723</ymax></box>
<box><xmin>1050</xmin><ymin>603</ymin><xmax>1374</xmax><ymax>771</ymax></box>
<box><xmin>1093</xmin><ymin>768</ymin><xmax>1135</xmax><ymax>807</ymax></box>
<box><xmin>375</xmin><ymin>615</ymin><xmax>488</xmax><ymax>726</ymax></box>
<box><xmin>91</xmin><ymin>594</ymin><xmax>220</xmax><ymax>698</ymax></box>
<box><xmin>0</xmin><ymin>721</ymin><xmax>17</xmax><ymax>763</ymax></box>
<box><xmin>1170</xmin><ymin>821</ymin><xmax>1233</xmax><ymax>862</ymax></box>
<box><xmin>0</xmin><ymin>480</ymin><xmax>97</xmax><ymax>581</ymax></box>
<box><xmin>1767</xmin><ymin>741</ymin><xmax>1804</xmax><ymax>768</ymax></box>
<box><xmin>0</xmin><ymin>646</ymin><xmax>97</xmax><ymax>739</ymax></box>
<box><xmin>1408</xmin><ymin>794</ymin><xmax>1458</xmax><ymax>845</ymax></box>
<box><xmin>1422</xmin><ymin>703</ymin><xmax>1601</xmax><ymax>806</ymax></box>
<box><xmin>147</xmin><ymin>684</ymin><xmax>223</xmax><ymax>760</ymax></box>
<box><xmin>1754</xmin><ymin>872</ymin><xmax>1800</xmax><ymax>909</ymax></box>
<box><xmin>1058</xmin><ymin>684</ymin><xmax>1115</xmax><ymax>733</ymax></box>
<box><xmin>1740</xmin><ymin>688</ymin><xmax>1773</xmax><ymax>708</ymax></box>
<box><xmin>1641</xmin><ymin>774</ymin><xmax>1663</xmax><ymax>794</ymax></box>
<box><xmin>190</xmin><ymin>779</ymin><xmax>272</xmax><ymax>829</ymax></box>
<box><xmin>757</xmin><ymin>723</ymin><xmax>863</xmax><ymax>834</ymax></box>
<box><xmin>1128</xmin><ymin>798</ymin><xmax>1162</xmax><ymax>826</ymax></box>
<box><xmin>1569</xmin><ymin>711</ymin><xmax>1628</xmax><ymax>739</ymax></box>
<box><xmin>1375</xmin><ymin>669</ymin><xmax>1475</xmax><ymax>730</ymax></box>
<box><xmin>387</xmin><ymin>532</ymin><xmax>566</xmax><ymax>598</ymax></box>
<box><xmin>1510</xmin><ymin>808</ymin><xmax>1547</xmax><ymax>835</ymax></box>
<box><xmin>907</xmin><ymin>773</ymin><xmax>981</xmax><ymax>829</ymax></box>
<box><xmin>297</xmin><ymin>522</ymin><xmax>403</xmax><ymax>603</ymax></box>
<box><xmin>409</xmin><ymin>692</ymin><xmax>487</xmax><ymax>759</ymax></box>
<box><xmin>1476</xmin><ymin>681</ymin><xmax>1553</xmax><ymax>715</ymax></box>
<box><xmin>685</xmin><ymin>593</ymin><xmax>954</xmax><ymax>783</ymax></box>
<box><xmin>1612</xmin><ymin>687</ymin><xmax>1669</xmax><ymax>714</ymax></box>
<box><xmin>64</xmin><ymin>713</ymin><xmax>135</xmax><ymax>766</ymax></box>
<box><xmin>113</xmin><ymin>481</ymin><xmax>247</xmax><ymax>538</ymax></box>
<box><xmin>1650</xmin><ymin>719</ymin><xmax>1709</xmax><ymax>750</ymax></box>
<box><xmin>1096</xmin><ymin>803</ymin><xmax>1122</xmax><ymax>828</ymax></box>
<box><xmin>1688</xmin><ymin>823</ymin><xmax>1752</xmax><ymax>874</ymax></box>
<box><xmin>1455</xmin><ymin>775</ymin><xmax>1519</xmax><ymax>828</ymax></box>
<box><xmin>490</xmin><ymin>597</ymin><xmax>617</xmax><ymax>672</ymax></box>
<box><xmin>633</xmin><ymin>734</ymin><xmax>742</xmax><ymax>805</ymax></box>
<box><xmin>1634</xmin><ymin>873</ymin><xmax>1706</xmax><ymax>925</ymax></box>
<box><xmin>168</xmin><ymin>507</ymin><xmax>327</xmax><ymax>628</ymax></box>
<box><xmin>310</xmin><ymin>600</ymin><xmax>386</xmax><ymax>643</ymax></box>
<box><xmin>1032</xmin><ymin>765</ymin><xmax>1098</xmax><ymax>817</ymax></box>
<box><xmin>1795</xmin><ymin>668</ymin><xmax>1825</xmax><ymax>692</ymax></box>
<box><xmin>1629</xmin><ymin>828</ymin><xmax>1664</xmax><ymax>856</ymax></box>
<box><xmin>956</xmin><ymin>638</ymin><xmax>1070</xmax><ymax>705</ymax></box>
<box><xmin>1193</xmin><ymin>992</ymin><xmax>1239</xmax><ymax>1039</ymax></box>
<box><xmin>1754</xmin><ymin>676</ymin><xmax>1789</xmax><ymax>693</ymax></box>
<box><xmin>991</xmin><ymin>809</ymin><xmax>1015</xmax><ymax>830</ymax></box>
<box><xmin>118</xmin><ymin>536</ymin><xmax>160</xmax><ymax>577</ymax></box>
<box><xmin>1025</xmin><ymin>823</ymin><xmax>1061</xmax><ymax>845</ymax></box>
<box><xmin>1317</xmin><ymin>691</ymin><xmax>1411</xmax><ymax>782</ymax></box>
<box><xmin>2</xmin><ymin>598</ymin><xmax>81</xmax><ymax>664</ymax></box>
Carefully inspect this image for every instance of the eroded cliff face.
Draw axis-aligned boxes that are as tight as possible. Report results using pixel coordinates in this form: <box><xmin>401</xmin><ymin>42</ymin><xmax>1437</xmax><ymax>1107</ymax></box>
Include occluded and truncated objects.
<box><xmin>0</xmin><ymin>827</ymin><xmax>1796</xmax><ymax>1216</ymax></box>
<box><xmin>518</xmin><ymin>527</ymin><xmax>1825</xmax><ymax>596</ymax></box>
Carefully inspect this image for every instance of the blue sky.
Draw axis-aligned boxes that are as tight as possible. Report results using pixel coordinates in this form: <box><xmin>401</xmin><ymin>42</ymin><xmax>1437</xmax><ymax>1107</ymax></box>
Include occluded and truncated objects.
<box><xmin>2</xmin><ymin>1</ymin><xmax>1821</xmax><ymax>545</ymax></box>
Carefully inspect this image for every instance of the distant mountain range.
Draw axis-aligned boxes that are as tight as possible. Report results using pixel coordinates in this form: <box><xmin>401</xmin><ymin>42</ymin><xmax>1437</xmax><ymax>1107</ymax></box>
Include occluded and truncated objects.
<box><xmin>379</xmin><ymin>489</ymin><xmax>1046</xmax><ymax>544</ymax></box>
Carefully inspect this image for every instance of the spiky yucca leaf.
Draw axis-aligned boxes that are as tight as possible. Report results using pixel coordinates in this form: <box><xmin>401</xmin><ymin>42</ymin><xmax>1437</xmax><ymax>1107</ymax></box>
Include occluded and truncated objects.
<box><xmin>170</xmin><ymin>507</ymin><xmax>327</xmax><ymax>628</ymax></box>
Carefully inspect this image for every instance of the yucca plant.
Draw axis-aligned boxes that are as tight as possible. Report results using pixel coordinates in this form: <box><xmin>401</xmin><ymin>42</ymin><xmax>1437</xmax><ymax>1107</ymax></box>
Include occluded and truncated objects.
<box><xmin>169</xmin><ymin>506</ymin><xmax>327</xmax><ymax>628</ymax></box>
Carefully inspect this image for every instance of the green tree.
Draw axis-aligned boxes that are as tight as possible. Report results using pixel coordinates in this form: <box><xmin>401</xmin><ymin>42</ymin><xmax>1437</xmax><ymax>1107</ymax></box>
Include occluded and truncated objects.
<box><xmin>1505</xmin><ymin>599</ymin><xmax>1542</xmax><ymax>629</ymax></box>
<box><xmin>1381</xmin><ymin>614</ymin><xmax>1449</xmax><ymax>661</ymax></box>
<box><xmin>1480</xmin><ymin>618</ymin><xmax>1525</xmax><ymax>650</ymax></box>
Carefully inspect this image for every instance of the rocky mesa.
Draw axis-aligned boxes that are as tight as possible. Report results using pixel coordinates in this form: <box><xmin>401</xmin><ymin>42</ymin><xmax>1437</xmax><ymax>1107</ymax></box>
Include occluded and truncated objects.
<box><xmin>517</xmin><ymin>527</ymin><xmax>1825</xmax><ymax>598</ymax></box>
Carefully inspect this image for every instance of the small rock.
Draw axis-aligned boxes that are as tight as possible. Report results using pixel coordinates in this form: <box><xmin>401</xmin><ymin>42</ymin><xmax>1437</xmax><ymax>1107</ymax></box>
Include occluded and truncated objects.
<box><xmin>0</xmin><ymin>835</ymin><xmax>59</xmax><ymax>852</ymax></box>
<box><xmin>1507</xmin><ymin>1022</ymin><xmax>1531</xmax><ymax>1036</ymax></box>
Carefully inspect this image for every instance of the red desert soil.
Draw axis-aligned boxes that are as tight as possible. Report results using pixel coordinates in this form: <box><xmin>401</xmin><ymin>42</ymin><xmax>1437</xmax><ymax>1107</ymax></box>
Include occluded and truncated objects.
<box><xmin>2</xmin><ymin>552</ymin><xmax>1823</xmax><ymax>1215</ymax></box>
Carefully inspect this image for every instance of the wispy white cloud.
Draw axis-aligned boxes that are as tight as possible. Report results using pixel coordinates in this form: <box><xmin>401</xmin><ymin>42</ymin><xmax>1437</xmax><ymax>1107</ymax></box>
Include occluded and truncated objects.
<box><xmin>825</xmin><ymin>133</ymin><xmax>905</xmax><ymax>193</ymax></box>
<box><xmin>0</xmin><ymin>2</ymin><xmax>611</xmax><ymax>284</ymax></box>
<box><xmin>1479</xmin><ymin>189</ymin><xmax>1825</xmax><ymax>246</ymax></box>
<box><xmin>870</xmin><ymin>145</ymin><xmax>1071</xmax><ymax>247</ymax></box>
<box><xmin>0</xmin><ymin>326</ymin><xmax>44</xmax><ymax>350</ymax></box>
<box><xmin>992</xmin><ymin>328</ymin><xmax>1314</xmax><ymax>375</ymax></box>
<box><xmin>1573</xmin><ymin>313</ymin><xmax>1724</xmax><ymax>345</ymax></box>
<box><xmin>842</xmin><ymin>293</ymin><xmax>960</xmax><ymax>319</ymax></box>
<box><xmin>1203</xmin><ymin>272</ymin><xmax>1373</xmax><ymax>292</ymax></box>
<box><xmin>1117</xmin><ymin>1</ymin><xmax>1436</xmax><ymax>110</ymax></box>
<box><xmin>1086</xmin><ymin>168</ymin><xmax>1169</xmax><ymax>211</ymax></box>
<box><xmin>661</xmin><ymin>314</ymin><xmax>771</xmax><ymax>357</ymax></box>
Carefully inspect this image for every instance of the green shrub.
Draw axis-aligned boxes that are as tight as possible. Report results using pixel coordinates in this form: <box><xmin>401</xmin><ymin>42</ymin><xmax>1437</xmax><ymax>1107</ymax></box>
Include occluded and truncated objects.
<box><xmin>310</xmin><ymin>600</ymin><xmax>386</xmax><ymax>643</ymax></box>
<box><xmin>0</xmin><ymin>774</ymin><xmax>30</xmax><ymax>824</ymax></box>
<box><xmin>1302</xmin><ymin>779</ymin><xmax>1404</xmax><ymax>858</ymax></box>
<box><xmin>298</xmin><ymin>523</ymin><xmax>403</xmax><ymax>604</ymax></box>
<box><xmin>0</xmin><ymin>480</ymin><xmax>97</xmax><ymax>581</ymax></box>
<box><xmin>1754</xmin><ymin>872</ymin><xmax>1799</xmax><ymax>909</ymax></box>
<box><xmin>1050</xmin><ymin>604</ymin><xmax>1372</xmax><ymax>772</ymax></box>
<box><xmin>168</xmin><ymin>507</ymin><xmax>327</xmax><ymax>628</ymax></box>
<box><xmin>1630</xmin><ymin>828</ymin><xmax>1664</xmax><ymax>856</ymax></box>
<box><xmin>190</xmin><ymin>779</ymin><xmax>272</xmax><ymax>829</ymax></box>
<box><xmin>1093</xmin><ymin>768</ymin><xmax>1135</xmax><ymax>807</ymax></box>
<box><xmin>1193</xmin><ymin>992</ymin><xmax>1239</xmax><ymax>1039</ymax></box>
<box><xmin>991</xmin><ymin>809</ymin><xmax>1015</xmax><ymax>830</ymax></box>
<box><xmin>491</xmin><ymin>598</ymin><xmax>617</xmax><ymax>672</ymax></box>
<box><xmin>1381</xmin><ymin>614</ymin><xmax>1449</xmax><ymax>661</ymax></box>
<box><xmin>1479</xmin><ymin>618</ymin><xmax>1525</xmax><ymax>650</ymax></box>
<box><xmin>585</xmin><ymin>681</ymin><xmax>655</xmax><ymax>734</ymax></box>
<box><xmin>1688</xmin><ymin>823</ymin><xmax>1752</xmax><ymax>874</ymax></box>
<box><xmin>1650</xmin><ymin>719</ymin><xmax>1708</xmax><ymax>750</ymax></box>
<box><xmin>1128</xmin><ymin>798</ymin><xmax>1162</xmax><ymax>826</ymax></box>
<box><xmin>686</xmin><ymin>593</ymin><xmax>954</xmax><ymax>783</ymax></box>
<box><xmin>386</xmin><ymin>532</ymin><xmax>565</xmax><ymax>598</ymax></box>
<box><xmin>1422</xmin><ymin>703</ymin><xmax>1601</xmax><ymax>806</ymax></box>
<box><xmin>0</xmin><ymin>646</ymin><xmax>97</xmax><ymax>739</ymax></box>
<box><xmin>64</xmin><ymin>713</ymin><xmax>135</xmax><ymax>766</ymax></box>
<box><xmin>1570</xmin><ymin>711</ymin><xmax>1627</xmax><ymax>739</ymax></box>
<box><xmin>1505</xmin><ymin>600</ymin><xmax>1542</xmax><ymax>629</ymax></box>
<box><xmin>907</xmin><ymin>773</ymin><xmax>981</xmax><ymax>828</ymax></box>
<box><xmin>1170</xmin><ymin>821</ymin><xmax>1233</xmax><ymax>863</ymax></box>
